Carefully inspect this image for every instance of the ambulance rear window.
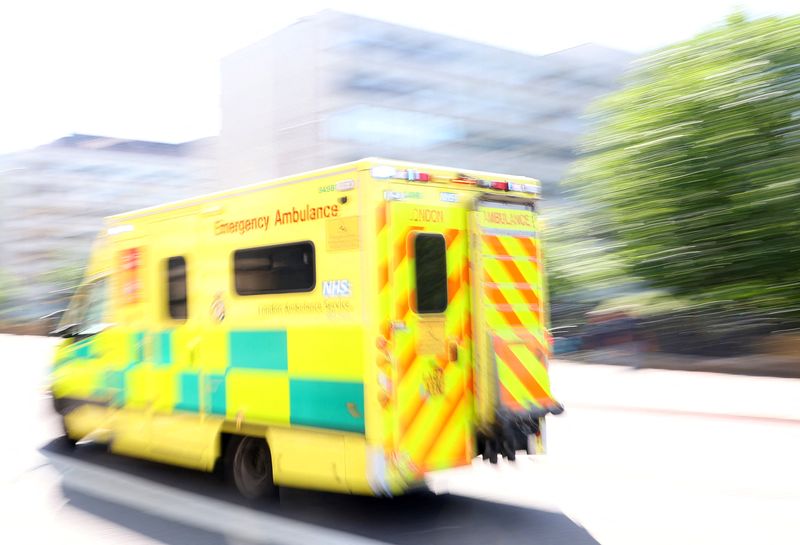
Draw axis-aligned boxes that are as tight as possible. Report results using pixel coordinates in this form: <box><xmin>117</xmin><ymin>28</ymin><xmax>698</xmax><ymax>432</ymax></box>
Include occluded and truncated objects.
<box><xmin>414</xmin><ymin>233</ymin><xmax>448</xmax><ymax>314</ymax></box>
<box><xmin>234</xmin><ymin>242</ymin><xmax>315</xmax><ymax>295</ymax></box>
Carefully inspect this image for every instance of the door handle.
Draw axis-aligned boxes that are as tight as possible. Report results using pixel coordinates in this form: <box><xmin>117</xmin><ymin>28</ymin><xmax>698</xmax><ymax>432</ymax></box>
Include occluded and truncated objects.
<box><xmin>346</xmin><ymin>402</ymin><xmax>361</xmax><ymax>418</ymax></box>
<box><xmin>449</xmin><ymin>342</ymin><xmax>459</xmax><ymax>362</ymax></box>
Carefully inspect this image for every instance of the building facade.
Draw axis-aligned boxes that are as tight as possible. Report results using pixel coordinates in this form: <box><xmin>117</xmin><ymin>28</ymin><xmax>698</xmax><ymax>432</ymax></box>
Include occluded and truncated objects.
<box><xmin>0</xmin><ymin>134</ymin><xmax>218</xmax><ymax>323</ymax></box>
<box><xmin>220</xmin><ymin>10</ymin><xmax>634</xmax><ymax>197</ymax></box>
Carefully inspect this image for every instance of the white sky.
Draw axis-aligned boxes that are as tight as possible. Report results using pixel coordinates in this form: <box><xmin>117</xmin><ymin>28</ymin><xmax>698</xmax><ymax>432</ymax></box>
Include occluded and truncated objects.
<box><xmin>0</xmin><ymin>0</ymin><xmax>796</xmax><ymax>153</ymax></box>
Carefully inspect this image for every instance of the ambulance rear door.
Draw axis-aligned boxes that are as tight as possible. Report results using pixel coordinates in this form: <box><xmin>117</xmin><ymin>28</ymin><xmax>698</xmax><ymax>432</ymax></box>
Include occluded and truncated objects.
<box><xmin>469</xmin><ymin>194</ymin><xmax>561</xmax><ymax>459</ymax></box>
<box><xmin>385</xmin><ymin>196</ymin><xmax>473</xmax><ymax>479</ymax></box>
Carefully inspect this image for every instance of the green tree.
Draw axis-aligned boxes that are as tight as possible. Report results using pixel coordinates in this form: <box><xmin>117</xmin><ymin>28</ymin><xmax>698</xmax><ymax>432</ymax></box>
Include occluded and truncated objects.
<box><xmin>570</xmin><ymin>13</ymin><xmax>800</xmax><ymax>324</ymax></box>
<box><xmin>542</xmin><ymin>204</ymin><xmax>634</xmax><ymax>299</ymax></box>
<box><xmin>0</xmin><ymin>270</ymin><xmax>17</xmax><ymax>314</ymax></box>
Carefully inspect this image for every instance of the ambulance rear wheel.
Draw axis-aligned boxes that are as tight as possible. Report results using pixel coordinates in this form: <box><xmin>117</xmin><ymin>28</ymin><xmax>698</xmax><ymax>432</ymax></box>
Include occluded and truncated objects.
<box><xmin>227</xmin><ymin>436</ymin><xmax>277</xmax><ymax>500</ymax></box>
<box><xmin>54</xmin><ymin>397</ymin><xmax>77</xmax><ymax>449</ymax></box>
<box><xmin>59</xmin><ymin>416</ymin><xmax>77</xmax><ymax>449</ymax></box>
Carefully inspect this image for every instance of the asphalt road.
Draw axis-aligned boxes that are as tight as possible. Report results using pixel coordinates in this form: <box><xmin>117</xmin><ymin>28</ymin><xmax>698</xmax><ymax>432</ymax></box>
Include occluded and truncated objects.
<box><xmin>3</xmin><ymin>334</ymin><xmax>800</xmax><ymax>545</ymax></box>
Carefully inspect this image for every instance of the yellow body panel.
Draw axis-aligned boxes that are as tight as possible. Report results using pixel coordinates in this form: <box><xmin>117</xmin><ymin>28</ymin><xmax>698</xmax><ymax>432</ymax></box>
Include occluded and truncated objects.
<box><xmin>225</xmin><ymin>370</ymin><xmax>290</xmax><ymax>424</ymax></box>
<box><xmin>287</xmin><ymin>326</ymin><xmax>364</xmax><ymax>380</ymax></box>
<box><xmin>51</xmin><ymin>158</ymin><xmax>553</xmax><ymax>496</ymax></box>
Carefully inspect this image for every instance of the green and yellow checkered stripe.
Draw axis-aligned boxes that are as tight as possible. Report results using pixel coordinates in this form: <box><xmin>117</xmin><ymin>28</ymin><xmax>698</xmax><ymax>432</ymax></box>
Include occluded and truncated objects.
<box><xmin>53</xmin><ymin>327</ymin><xmax>366</xmax><ymax>434</ymax></box>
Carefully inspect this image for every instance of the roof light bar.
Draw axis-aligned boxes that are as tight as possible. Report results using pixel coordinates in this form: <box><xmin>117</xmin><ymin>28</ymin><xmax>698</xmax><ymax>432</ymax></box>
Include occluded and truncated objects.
<box><xmin>374</xmin><ymin>165</ymin><xmax>539</xmax><ymax>195</ymax></box>
<box><xmin>371</xmin><ymin>166</ymin><xmax>432</xmax><ymax>182</ymax></box>
<box><xmin>395</xmin><ymin>169</ymin><xmax>432</xmax><ymax>182</ymax></box>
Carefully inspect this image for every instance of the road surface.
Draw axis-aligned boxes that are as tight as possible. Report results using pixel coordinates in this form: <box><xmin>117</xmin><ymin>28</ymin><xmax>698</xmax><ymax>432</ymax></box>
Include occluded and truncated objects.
<box><xmin>2</xmin><ymin>334</ymin><xmax>799</xmax><ymax>545</ymax></box>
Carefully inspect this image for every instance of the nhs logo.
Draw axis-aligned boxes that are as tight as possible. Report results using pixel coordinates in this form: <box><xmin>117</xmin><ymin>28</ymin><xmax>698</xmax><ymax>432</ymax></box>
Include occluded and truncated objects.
<box><xmin>323</xmin><ymin>279</ymin><xmax>351</xmax><ymax>298</ymax></box>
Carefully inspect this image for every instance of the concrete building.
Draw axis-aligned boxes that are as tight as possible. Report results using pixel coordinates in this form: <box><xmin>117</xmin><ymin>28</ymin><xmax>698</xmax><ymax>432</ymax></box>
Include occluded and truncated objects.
<box><xmin>0</xmin><ymin>134</ymin><xmax>218</xmax><ymax>323</ymax></box>
<box><xmin>220</xmin><ymin>10</ymin><xmax>634</xmax><ymax>198</ymax></box>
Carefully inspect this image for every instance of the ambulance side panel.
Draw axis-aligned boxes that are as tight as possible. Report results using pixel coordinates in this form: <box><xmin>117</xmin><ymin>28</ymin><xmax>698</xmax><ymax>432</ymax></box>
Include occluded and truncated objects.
<box><xmin>56</xmin><ymin>165</ymin><xmax>377</xmax><ymax>493</ymax></box>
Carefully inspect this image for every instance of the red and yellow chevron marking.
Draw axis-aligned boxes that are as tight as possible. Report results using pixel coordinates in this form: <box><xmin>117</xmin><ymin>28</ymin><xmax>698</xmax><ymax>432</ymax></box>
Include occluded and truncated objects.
<box><xmin>375</xmin><ymin>202</ymin><xmax>395</xmax><ymax>458</ymax></box>
<box><xmin>387</xmin><ymin>203</ymin><xmax>472</xmax><ymax>478</ymax></box>
<box><xmin>377</xmin><ymin>202</ymin><xmax>390</xmax><ymax>333</ymax></box>
<box><xmin>493</xmin><ymin>335</ymin><xmax>555</xmax><ymax>410</ymax></box>
<box><xmin>478</xmin><ymin>229</ymin><xmax>555</xmax><ymax>412</ymax></box>
<box><xmin>480</xmin><ymin>235</ymin><xmax>544</xmax><ymax>340</ymax></box>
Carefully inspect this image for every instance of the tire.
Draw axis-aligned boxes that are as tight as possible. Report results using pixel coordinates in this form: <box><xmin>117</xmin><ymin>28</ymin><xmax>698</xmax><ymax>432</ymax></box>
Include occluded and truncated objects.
<box><xmin>226</xmin><ymin>436</ymin><xmax>277</xmax><ymax>500</ymax></box>
<box><xmin>57</xmin><ymin>401</ymin><xmax>77</xmax><ymax>449</ymax></box>
<box><xmin>59</xmin><ymin>418</ymin><xmax>78</xmax><ymax>450</ymax></box>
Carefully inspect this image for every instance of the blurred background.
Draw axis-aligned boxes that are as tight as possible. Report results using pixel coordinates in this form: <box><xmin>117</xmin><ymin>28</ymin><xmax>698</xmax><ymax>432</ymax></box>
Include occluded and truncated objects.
<box><xmin>3</xmin><ymin>1</ymin><xmax>799</xmax><ymax>374</ymax></box>
<box><xmin>2</xmin><ymin>3</ymin><xmax>800</xmax><ymax>545</ymax></box>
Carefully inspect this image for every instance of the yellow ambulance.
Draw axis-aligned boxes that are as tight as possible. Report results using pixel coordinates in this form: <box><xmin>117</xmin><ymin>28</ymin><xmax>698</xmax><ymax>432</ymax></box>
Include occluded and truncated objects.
<box><xmin>50</xmin><ymin>158</ymin><xmax>561</xmax><ymax>498</ymax></box>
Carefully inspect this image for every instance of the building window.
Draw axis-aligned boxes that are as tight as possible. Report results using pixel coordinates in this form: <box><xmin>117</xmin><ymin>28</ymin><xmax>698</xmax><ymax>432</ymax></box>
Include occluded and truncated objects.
<box><xmin>414</xmin><ymin>234</ymin><xmax>448</xmax><ymax>313</ymax></box>
<box><xmin>234</xmin><ymin>242</ymin><xmax>315</xmax><ymax>295</ymax></box>
<box><xmin>326</xmin><ymin>105</ymin><xmax>464</xmax><ymax>148</ymax></box>
<box><xmin>342</xmin><ymin>72</ymin><xmax>421</xmax><ymax>95</ymax></box>
<box><xmin>167</xmin><ymin>257</ymin><xmax>187</xmax><ymax>319</ymax></box>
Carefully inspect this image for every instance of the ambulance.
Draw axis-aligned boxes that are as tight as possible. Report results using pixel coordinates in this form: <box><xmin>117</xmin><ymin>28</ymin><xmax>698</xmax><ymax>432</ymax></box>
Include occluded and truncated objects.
<box><xmin>50</xmin><ymin>158</ymin><xmax>562</xmax><ymax>498</ymax></box>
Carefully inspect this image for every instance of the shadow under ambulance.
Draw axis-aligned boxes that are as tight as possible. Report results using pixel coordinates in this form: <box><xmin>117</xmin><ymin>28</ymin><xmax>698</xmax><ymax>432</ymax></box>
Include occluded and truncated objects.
<box><xmin>41</xmin><ymin>439</ymin><xmax>598</xmax><ymax>545</ymax></box>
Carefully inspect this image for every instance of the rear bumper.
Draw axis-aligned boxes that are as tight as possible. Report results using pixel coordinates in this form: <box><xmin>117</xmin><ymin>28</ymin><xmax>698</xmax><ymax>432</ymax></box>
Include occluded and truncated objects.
<box><xmin>479</xmin><ymin>403</ymin><xmax>564</xmax><ymax>462</ymax></box>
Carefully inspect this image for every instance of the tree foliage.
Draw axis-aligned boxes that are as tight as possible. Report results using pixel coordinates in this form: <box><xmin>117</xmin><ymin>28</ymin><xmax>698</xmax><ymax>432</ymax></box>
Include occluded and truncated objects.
<box><xmin>570</xmin><ymin>13</ymin><xmax>800</xmax><ymax>324</ymax></box>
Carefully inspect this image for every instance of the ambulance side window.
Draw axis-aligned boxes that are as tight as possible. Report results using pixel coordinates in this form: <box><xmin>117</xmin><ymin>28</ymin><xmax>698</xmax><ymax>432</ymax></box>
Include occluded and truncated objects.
<box><xmin>83</xmin><ymin>279</ymin><xmax>108</xmax><ymax>329</ymax></box>
<box><xmin>414</xmin><ymin>233</ymin><xmax>448</xmax><ymax>314</ymax></box>
<box><xmin>167</xmin><ymin>256</ymin><xmax>188</xmax><ymax>320</ymax></box>
<box><xmin>63</xmin><ymin>284</ymin><xmax>90</xmax><ymax>329</ymax></box>
<box><xmin>234</xmin><ymin>241</ymin><xmax>315</xmax><ymax>295</ymax></box>
<box><xmin>71</xmin><ymin>278</ymin><xmax>109</xmax><ymax>336</ymax></box>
